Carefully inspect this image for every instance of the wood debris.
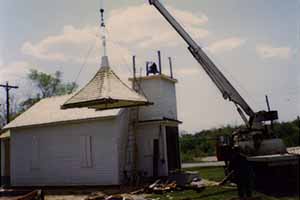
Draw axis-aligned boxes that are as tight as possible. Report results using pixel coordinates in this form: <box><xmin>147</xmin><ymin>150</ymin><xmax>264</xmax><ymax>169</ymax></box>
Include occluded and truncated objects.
<box><xmin>142</xmin><ymin>177</ymin><xmax>208</xmax><ymax>194</ymax></box>
<box><xmin>85</xmin><ymin>192</ymin><xmax>106</xmax><ymax>200</ymax></box>
<box><xmin>105</xmin><ymin>194</ymin><xmax>134</xmax><ymax>200</ymax></box>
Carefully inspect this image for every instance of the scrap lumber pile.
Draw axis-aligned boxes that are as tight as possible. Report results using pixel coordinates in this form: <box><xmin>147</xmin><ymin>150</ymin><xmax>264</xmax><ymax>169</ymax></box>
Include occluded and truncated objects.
<box><xmin>146</xmin><ymin>180</ymin><xmax>177</xmax><ymax>194</ymax></box>
<box><xmin>85</xmin><ymin>172</ymin><xmax>218</xmax><ymax>199</ymax></box>
<box><xmin>133</xmin><ymin>178</ymin><xmax>206</xmax><ymax>194</ymax></box>
<box><xmin>131</xmin><ymin>172</ymin><xmax>213</xmax><ymax>195</ymax></box>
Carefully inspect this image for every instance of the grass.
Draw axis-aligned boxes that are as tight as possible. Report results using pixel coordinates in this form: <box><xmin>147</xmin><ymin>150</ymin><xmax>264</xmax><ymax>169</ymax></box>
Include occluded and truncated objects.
<box><xmin>150</xmin><ymin>188</ymin><xmax>300</xmax><ymax>200</ymax></box>
<box><xmin>184</xmin><ymin>166</ymin><xmax>225</xmax><ymax>182</ymax></box>
<box><xmin>149</xmin><ymin>166</ymin><xmax>300</xmax><ymax>200</ymax></box>
<box><xmin>150</xmin><ymin>187</ymin><xmax>237</xmax><ymax>200</ymax></box>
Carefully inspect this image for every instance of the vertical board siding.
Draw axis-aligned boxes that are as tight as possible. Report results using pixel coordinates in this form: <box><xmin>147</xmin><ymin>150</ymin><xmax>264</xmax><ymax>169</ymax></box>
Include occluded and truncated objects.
<box><xmin>10</xmin><ymin>119</ymin><xmax>120</xmax><ymax>186</ymax></box>
<box><xmin>115</xmin><ymin>109</ymin><xmax>129</xmax><ymax>183</ymax></box>
<box><xmin>136</xmin><ymin>124</ymin><xmax>168</xmax><ymax>177</ymax></box>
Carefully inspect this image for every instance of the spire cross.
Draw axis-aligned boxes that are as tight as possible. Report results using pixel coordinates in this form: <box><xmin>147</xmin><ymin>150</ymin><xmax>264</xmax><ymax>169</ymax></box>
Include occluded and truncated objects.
<box><xmin>100</xmin><ymin>8</ymin><xmax>107</xmax><ymax>57</ymax></box>
<box><xmin>100</xmin><ymin>8</ymin><xmax>105</xmax><ymax>28</ymax></box>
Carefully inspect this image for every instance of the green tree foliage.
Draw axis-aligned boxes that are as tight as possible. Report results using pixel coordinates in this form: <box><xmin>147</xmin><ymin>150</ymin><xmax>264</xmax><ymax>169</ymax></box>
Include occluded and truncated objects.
<box><xmin>0</xmin><ymin>102</ymin><xmax>5</xmax><ymax>128</ymax></box>
<box><xmin>180</xmin><ymin>120</ymin><xmax>300</xmax><ymax>162</ymax></box>
<box><xmin>273</xmin><ymin>119</ymin><xmax>300</xmax><ymax>147</ymax></box>
<box><xmin>28</xmin><ymin>69</ymin><xmax>77</xmax><ymax>98</ymax></box>
<box><xmin>20</xmin><ymin>69</ymin><xmax>78</xmax><ymax>110</ymax></box>
<box><xmin>0</xmin><ymin>70</ymin><xmax>78</xmax><ymax>127</ymax></box>
<box><xmin>180</xmin><ymin>125</ymin><xmax>237</xmax><ymax>162</ymax></box>
<box><xmin>0</xmin><ymin>95</ymin><xmax>19</xmax><ymax>128</ymax></box>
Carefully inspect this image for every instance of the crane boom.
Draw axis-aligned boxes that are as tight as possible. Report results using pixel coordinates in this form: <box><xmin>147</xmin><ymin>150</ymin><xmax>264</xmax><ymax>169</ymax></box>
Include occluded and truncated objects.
<box><xmin>149</xmin><ymin>0</ymin><xmax>279</xmax><ymax>126</ymax></box>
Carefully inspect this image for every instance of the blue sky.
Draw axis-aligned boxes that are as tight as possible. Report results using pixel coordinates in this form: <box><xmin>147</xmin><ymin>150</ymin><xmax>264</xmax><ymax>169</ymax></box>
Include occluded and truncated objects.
<box><xmin>0</xmin><ymin>0</ymin><xmax>299</xmax><ymax>132</ymax></box>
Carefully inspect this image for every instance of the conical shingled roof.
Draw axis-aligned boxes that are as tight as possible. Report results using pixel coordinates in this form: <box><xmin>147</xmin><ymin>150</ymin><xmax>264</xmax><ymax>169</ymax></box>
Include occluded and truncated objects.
<box><xmin>61</xmin><ymin>56</ymin><xmax>151</xmax><ymax>110</ymax></box>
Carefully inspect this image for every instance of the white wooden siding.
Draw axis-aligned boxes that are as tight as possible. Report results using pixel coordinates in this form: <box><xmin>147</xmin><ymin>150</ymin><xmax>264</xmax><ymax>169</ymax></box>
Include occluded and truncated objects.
<box><xmin>115</xmin><ymin>109</ymin><xmax>129</xmax><ymax>183</ymax></box>
<box><xmin>138</xmin><ymin>77</ymin><xmax>178</xmax><ymax>121</ymax></box>
<box><xmin>136</xmin><ymin>124</ymin><xmax>168</xmax><ymax>177</ymax></box>
<box><xmin>30</xmin><ymin>136</ymin><xmax>40</xmax><ymax>170</ymax></box>
<box><xmin>10</xmin><ymin>119</ymin><xmax>120</xmax><ymax>186</ymax></box>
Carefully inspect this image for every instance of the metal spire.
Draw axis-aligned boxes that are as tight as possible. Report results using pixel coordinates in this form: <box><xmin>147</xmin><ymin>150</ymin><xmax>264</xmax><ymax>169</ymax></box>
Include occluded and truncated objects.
<box><xmin>99</xmin><ymin>5</ymin><xmax>110</xmax><ymax>68</ymax></box>
<box><xmin>100</xmin><ymin>8</ymin><xmax>107</xmax><ymax>57</ymax></box>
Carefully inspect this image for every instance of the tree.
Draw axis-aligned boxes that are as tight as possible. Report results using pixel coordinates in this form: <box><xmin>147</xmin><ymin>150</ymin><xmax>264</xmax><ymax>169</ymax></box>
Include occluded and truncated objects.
<box><xmin>0</xmin><ymin>102</ymin><xmax>5</xmax><ymax>128</ymax></box>
<box><xmin>20</xmin><ymin>69</ymin><xmax>78</xmax><ymax>110</ymax></box>
<box><xmin>28</xmin><ymin>69</ymin><xmax>77</xmax><ymax>98</ymax></box>
<box><xmin>0</xmin><ymin>95</ymin><xmax>19</xmax><ymax>128</ymax></box>
<box><xmin>273</xmin><ymin>120</ymin><xmax>300</xmax><ymax>147</ymax></box>
<box><xmin>179</xmin><ymin>119</ymin><xmax>300</xmax><ymax>162</ymax></box>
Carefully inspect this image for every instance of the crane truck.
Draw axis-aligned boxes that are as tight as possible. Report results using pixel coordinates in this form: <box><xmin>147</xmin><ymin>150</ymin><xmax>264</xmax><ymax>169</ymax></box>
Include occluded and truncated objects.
<box><xmin>148</xmin><ymin>0</ymin><xmax>299</xmax><ymax>192</ymax></box>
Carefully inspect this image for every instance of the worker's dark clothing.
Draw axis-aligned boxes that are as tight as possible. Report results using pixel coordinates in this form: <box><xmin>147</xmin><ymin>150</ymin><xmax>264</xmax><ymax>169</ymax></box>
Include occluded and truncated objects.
<box><xmin>230</xmin><ymin>150</ymin><xmax>254</xmax><ymax>199</ymax></box>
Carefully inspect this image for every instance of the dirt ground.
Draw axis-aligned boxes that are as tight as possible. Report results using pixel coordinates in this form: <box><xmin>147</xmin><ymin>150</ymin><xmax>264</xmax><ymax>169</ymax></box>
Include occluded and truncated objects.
<box><xmin>43</xmin><ymin>186</ymin><xmax>148</xmax><ymax>200</ymax></box>
<box><xmin>46</xmin><ymin>195</ymin><xmax>89</xmax><ymax>200</ymax></box>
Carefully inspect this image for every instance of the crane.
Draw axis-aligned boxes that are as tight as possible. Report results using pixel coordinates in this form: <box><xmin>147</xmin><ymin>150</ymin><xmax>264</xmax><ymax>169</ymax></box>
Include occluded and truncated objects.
<box><xmin>148</xmin><ymin>1</ymin><xmax>300</xmax><ymax>192</ymax></box>
<box><xmin>148</xmin><ymin>0</ymin><xmax>278</xmax><ymax>130</ymax></box>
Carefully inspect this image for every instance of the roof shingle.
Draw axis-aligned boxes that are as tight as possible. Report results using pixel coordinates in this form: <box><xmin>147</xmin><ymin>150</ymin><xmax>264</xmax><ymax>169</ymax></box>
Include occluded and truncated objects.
<box><xmin>3</xmin><ymin>95</ymin><xmax>120</xmax><ymax>130</ymax></box>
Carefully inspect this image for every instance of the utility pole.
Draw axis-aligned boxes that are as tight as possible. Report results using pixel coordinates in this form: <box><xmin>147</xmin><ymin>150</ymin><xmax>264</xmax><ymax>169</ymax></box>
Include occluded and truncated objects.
<box><xmin>0</xmin><ymin>82</ymin><xmax>19</xmax><ymax>124</ymax></box>
<box><xmin>0</xmin><ymin>82</ymin><xmax>18</xmax><ymax>186</ymax></box>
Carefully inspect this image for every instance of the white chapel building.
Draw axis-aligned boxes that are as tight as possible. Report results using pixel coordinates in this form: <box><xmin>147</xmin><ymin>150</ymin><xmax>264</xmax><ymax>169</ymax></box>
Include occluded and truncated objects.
<box><xmin>0</xmin><ymin>6</ymin><xmax>181</xmax><ymax>186</ymax></box>
<box><xmin>0</xmin><ymin>54</ymin><xmax>181</xmax><ymax>186</ymax></box>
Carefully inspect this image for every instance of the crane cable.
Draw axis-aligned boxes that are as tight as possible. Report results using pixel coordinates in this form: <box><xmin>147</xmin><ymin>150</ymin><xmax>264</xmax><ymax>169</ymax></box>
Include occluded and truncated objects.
<box><xmin>71</xmin><ymin>0</ymin><xmax>105</xmax><ymax>92</ymax></box>
<box><xmin>100</xmin><ymin>0</ymin><xmax>132</xmax><ymax>74</ymax></box>
<box><xmin>72</xmin><ymin>41</ymin><xmax>96</xmax><ymax>91</ymax></box>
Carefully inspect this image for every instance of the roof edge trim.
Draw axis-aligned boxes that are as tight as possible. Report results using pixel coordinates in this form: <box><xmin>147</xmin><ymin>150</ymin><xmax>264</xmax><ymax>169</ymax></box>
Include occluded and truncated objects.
<box><xmin>2</xmin><ymin>115</ymin><xmax>118</xmax><ymax>132</ymax></box>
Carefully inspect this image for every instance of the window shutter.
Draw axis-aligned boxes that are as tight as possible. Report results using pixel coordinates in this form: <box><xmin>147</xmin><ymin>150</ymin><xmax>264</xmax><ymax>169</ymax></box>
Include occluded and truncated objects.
<box><xmin>80</xmin><ymin>135</ymin><xmax>93</xmax><ymax>168</ymax></box>
<box><xmin>31</xmin><ymin>136</ymin><xmax>40</xmax><ymax>170</ymax></box>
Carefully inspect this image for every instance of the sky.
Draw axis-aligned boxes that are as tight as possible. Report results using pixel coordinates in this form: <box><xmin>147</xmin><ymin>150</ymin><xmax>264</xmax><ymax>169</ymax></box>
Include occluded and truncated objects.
<box><xmin>0</xmin><ymin>0</ymin><xmax>299</xmax><ymax>132</ymax></box>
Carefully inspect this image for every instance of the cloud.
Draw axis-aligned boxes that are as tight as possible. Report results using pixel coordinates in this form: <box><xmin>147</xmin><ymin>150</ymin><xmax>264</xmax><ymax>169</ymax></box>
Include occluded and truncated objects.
<box><xmin>0</xmin><ymin>61</ymin><xmax>31</xmax><ymax>82</ymax></box>
<box><xmin>21</xmin><ymin>25</ymin><xmax>133</xmax><ymax>68</ymax></box>
<box><xmin>108</xmin><ymin>4</ymin><xmax>209</xmax><ymax>48</ymax></box>
<box><xmin>22</xmin><ymin>42</ymin><xmax>66</xmax><ymax>61</ymax></box>
<box><xmin>0</xmin><ymin>61</ymin><xmax>44</xmax><ymax>102</ymax></box>
<box><xmin>256</xmin><ymin>44</ymin><xmax>291</xmax><ymax>59</ymax></box>
<box><xmin>21</xmin><ymin>25</ymin><xmax>98</xmax><ymax>62</ymax></box>
<box><xmin>207</xmin><ymin>37</ymin><xmax>246</xmax><ymax>54</ymax></box>
<box><xmin>175</xmin><ymin>67</ymin><xmax>201</xmax><ymax>76</ymax></box>
<box><xmin>20</xmin><ymin>3</ymin><xmax>210</xmax><ymax>64</ymax></box>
